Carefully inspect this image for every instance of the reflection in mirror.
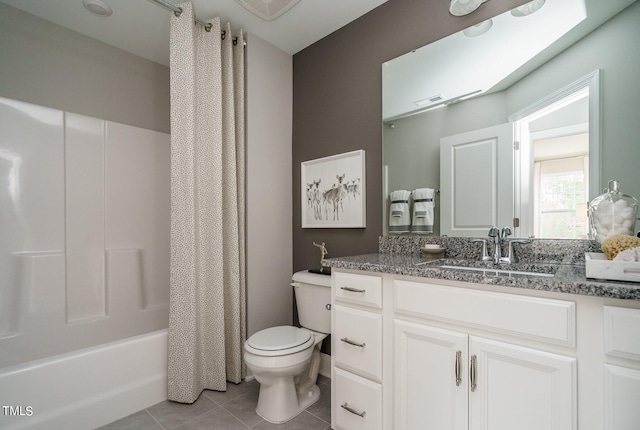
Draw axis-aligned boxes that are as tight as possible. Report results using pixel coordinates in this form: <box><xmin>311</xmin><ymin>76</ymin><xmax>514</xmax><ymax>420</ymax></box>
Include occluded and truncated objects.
<box><xmin>529</xmin><ymin>97</ymin><xmax>589</xmax><ymax>239</ymax></box>
<box><xmin>382</xmin><ymin>0</ymin><xmax>640</xmax><ymax>238</ymax></box>
<box><xmin>511</xmin><ymin>74</ymin><xmax>596</xmax><ymax>239</ymax></box>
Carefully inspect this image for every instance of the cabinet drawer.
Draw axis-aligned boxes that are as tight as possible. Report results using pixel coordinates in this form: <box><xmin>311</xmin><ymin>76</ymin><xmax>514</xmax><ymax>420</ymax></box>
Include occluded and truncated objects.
<box><xmin>604</xmin><ymin>306</ymin><xmax>640</xmax><ymax>361</ymax></box>
<box><xmin>395</xmin><ymin>280</ymin><xmax>576</xmax><ymax>346</ymax></box>
<box><xmin>334</xmin><ymin>305</ymin><xmax>383</xmax><ymax>381</ymax></box>
<box><xmin>333</xmin><ymin>367</ymin><xmax>382</xmax><ymax>430</ymax></box>
<box><xmin>333</xmin><ymin>272</ymin><xmax>382</xmax><ymax>309</ymax></box>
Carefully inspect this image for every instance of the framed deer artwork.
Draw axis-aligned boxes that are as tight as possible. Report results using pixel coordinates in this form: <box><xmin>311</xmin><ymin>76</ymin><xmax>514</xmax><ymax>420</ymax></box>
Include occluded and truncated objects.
<box><xmin>301</xmin><ymin>149</ymin><xmax>366</xmax><ymax>228</ymax></box>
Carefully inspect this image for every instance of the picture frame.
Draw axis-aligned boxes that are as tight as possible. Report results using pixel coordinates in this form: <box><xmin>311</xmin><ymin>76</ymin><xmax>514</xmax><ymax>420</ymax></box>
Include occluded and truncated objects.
<box><xmin>301</xmin><ymin>149</ymin><xmax>366</xmax><ymax>228</ymax></box>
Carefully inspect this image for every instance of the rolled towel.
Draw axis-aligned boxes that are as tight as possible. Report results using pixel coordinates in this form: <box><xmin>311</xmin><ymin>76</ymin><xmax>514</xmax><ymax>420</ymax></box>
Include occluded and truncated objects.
<box><xmin>389</xmin><ymin>190</ymin><xmax>411</xmax><ymax>234</ymax></box>
<box><xmin>411</xmin><ymin>188</ymin><xmax>435</xmax><ymax>234</ymax></box>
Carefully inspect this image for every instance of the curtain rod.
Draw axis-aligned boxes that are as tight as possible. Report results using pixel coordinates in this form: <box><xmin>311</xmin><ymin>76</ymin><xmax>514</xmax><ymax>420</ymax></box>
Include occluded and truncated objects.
<box><xmin>150</xmin><ymin>0</ymin><xmax>244</xmax><ymax>45</ymax></box>
<box><xmin>150</xmin><ymin>0</ymin><xmax>212</xmax><ymax>31</ymax></box>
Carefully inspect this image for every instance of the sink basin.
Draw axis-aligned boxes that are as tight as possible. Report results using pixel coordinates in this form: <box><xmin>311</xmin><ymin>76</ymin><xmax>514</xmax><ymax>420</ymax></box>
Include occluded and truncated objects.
<box><xmin>439</xmin><ymin>265</ymin><xmax>554</xmax><ymax>278</ymax></box>
<box><xmin>414</xmin><ymin>259</ymin><xmax>557</xmax><ymax>278</ymax></box>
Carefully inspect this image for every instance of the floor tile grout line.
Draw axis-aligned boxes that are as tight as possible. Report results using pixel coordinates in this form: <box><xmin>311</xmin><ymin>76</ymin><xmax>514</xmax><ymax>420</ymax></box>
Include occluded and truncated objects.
<box><xmin>223</xmin><ymin>405</ymin><xmax>254</xmax><ymax>429</ymax></box>
<box><xmin>144</xmin><ymin>408</ymin><xmax>166</xmax><ymax>430</ymax></box>
<box><xmin>305</xmin><ymin>408</ymin><xmax>331</xmax><ymax>425</ymax></box>
<box><xmin>219</xmin><ymin>401</ymin><xmax>262</xmax><ymax>428</ymax></box>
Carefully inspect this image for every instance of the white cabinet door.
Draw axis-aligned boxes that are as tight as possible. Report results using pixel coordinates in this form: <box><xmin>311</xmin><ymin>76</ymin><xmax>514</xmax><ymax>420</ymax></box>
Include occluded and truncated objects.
<box><xmin>394</xmin><ymin>320</ymin><xmax>468</xmax><ymax>430</ymax></box>
<box><xmin>440</xmin><ymin>123</ymin><xmax>513</xmax><ymax>237</ymax></box>
<box><xmin>604</xmin><ymin>364</ymin><xmax>640</xmax><ymax>430</ymax></box>
<box><xmin>469</xmin><ymin>336</ymin><xmax>576</xmax><ymax>430</ymax></box>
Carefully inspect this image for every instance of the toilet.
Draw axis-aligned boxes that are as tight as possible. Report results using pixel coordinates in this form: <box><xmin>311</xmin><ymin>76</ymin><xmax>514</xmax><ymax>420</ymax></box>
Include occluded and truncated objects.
<box><xmin>244</xmin><ymin>270</ymin><xmax>331</xmax><ymax>424</ymax></box>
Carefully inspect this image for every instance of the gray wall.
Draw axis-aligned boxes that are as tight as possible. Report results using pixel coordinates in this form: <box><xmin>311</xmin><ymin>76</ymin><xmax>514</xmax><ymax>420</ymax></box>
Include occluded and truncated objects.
<box><xmin>0</xmin><ymin>3</ymin><xmax>170</xmax><ymax>133</ymax></box>
<box><xmin>246</xmin><ymin>33</ymin><xmax>294</xmax><ymax>338</ymax></box>
<box><xmin>292</xmin><ymin>0</ymin><xmax>529</xmax><ymax>271</ymax></box>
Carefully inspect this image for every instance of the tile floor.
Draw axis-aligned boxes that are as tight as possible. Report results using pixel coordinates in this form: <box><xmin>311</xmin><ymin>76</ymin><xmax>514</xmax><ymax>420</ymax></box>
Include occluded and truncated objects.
<box><xmin>98</xmin><ymin>375</ymin><xmax>331</xmax><ymax>430</ymax></box>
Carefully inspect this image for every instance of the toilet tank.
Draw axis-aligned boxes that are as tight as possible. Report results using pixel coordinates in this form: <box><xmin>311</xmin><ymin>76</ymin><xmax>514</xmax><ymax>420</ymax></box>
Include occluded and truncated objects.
<box><xmin>292</xmin><ymin>270</ymin><xmax>331</xmax><ymax>334</ymax></box>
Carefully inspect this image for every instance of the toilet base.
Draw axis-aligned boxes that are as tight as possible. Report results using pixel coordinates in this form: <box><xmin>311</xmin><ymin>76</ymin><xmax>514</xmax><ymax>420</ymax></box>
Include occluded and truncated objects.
<box><xmin>255</xmin><ymin>382</ymin><xmax>321</xmax><ymax>424</ymax></box>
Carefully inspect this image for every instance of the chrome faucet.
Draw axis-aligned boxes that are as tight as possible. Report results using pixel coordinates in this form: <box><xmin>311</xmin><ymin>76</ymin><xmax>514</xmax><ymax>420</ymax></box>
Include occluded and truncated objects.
<box><xmin>471</xmin><ymin>238</ymin><xmax>492</xmax><ymax>262</ymax></box>
<box><xmin>500</xmin><ymin>239</ymin><xmax>531</xmax><ymax>264</ymax></box>
<box><xmin>487</xmin><ymin>226</ymin><xmax>501</xmax><ymax>263</ymax></box>
<box><xmin>501</xmin><ymin>226</ymin><xmax>512</xmax><ymax>239</ymax></box>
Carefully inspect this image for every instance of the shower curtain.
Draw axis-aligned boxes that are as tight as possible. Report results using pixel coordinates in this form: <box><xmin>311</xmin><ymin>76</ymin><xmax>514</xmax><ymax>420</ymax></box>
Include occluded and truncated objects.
<box><xmin>167</xmin><ymin>2</ymin><xmax>246</xmax><ymax>404</ymax></box>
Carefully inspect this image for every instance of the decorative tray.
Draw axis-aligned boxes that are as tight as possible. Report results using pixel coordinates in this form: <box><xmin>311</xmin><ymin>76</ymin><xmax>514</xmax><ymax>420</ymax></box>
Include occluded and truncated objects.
<box><xmin>585</xmin><ymin>253</ymin><xmax>640</xmax><ymax>283</ymax></box>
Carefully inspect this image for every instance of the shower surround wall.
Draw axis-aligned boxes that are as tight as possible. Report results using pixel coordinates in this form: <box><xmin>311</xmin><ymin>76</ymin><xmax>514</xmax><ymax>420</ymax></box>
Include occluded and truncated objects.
<box><xmin>0</xmin><ymin>97</ymin><xmax>170</xmax><ymax>428</ymax></box>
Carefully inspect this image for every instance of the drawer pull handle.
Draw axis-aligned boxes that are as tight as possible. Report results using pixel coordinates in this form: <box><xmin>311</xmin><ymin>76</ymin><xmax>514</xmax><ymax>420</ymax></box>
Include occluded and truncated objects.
<box><xmin>470</xmin><ymin>354</ymin><xmax>477</xmax><ymax>392</ymax></box>
<box><xmin>341</xmin><ymin>337</ymin><xmax>366</xmax><ymax>348</ymax></box>
<box><xmin>341</xmin><ymin>402</ymin><xmax>366</xmax><ymax>417</ymax></box>
<box><xmin>455</xmin><ymin>350</ymin><xmax>462</xmax><ymax>387</ymax></box>
<box><xmin>341</xmin><ymin>286</ymin><xmax>366</xmax><ymax>293</ymax></box>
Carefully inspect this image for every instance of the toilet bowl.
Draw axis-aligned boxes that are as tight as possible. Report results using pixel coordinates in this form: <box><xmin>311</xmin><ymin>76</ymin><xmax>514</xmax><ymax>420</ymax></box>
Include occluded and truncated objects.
<box><xmin>244</xmin><ymin>271</ymin><xmax>331</xmax><ymax>424</ymax></box>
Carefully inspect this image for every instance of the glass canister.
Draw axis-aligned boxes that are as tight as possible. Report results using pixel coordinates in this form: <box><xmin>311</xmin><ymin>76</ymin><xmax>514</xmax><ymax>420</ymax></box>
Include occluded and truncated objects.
<box><xmin>589</xmin><ymin>180</ymin><xmax>639</xmax><ymax>243</ymax></box>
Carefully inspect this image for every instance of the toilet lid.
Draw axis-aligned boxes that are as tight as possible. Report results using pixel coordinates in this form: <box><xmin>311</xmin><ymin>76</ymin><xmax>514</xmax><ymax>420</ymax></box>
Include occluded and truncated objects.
<box><xmin>247</xmin><ymin>326</ymin><xmax>312</xmax><ymax>352</ymax></box>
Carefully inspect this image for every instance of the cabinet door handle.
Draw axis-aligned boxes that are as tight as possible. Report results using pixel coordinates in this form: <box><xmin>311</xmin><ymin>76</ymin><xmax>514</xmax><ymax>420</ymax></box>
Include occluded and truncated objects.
<box><xmin>470</xmin><ymin>354</ymin><xmax>477</xmax><ymax>392</ymax></box>
<box><xmin>341</xmin><ymin>402</ymin><xmax>366</xmax><ymax>417</ymax></box>
<box><xmin>341</xmin><ymin>337</ymin><xmax>366</xmax><ymax>348</ymax></box>
<box><xmin>341</xmin><ymin>286</ymin><xmax>366</xmax><ymax>293</ymax></box>
<box><xmin>455</xmin><ymin>350</ymin><xmax>462</xmax><ymax>386</ymax></box>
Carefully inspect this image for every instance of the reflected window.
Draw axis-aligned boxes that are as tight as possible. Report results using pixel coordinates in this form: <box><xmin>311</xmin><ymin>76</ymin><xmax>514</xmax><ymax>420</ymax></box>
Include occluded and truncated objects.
<box><xmin>533</xmin><ymin>134</ymin><xmax>589</xmax><ymax>239</ymax></box>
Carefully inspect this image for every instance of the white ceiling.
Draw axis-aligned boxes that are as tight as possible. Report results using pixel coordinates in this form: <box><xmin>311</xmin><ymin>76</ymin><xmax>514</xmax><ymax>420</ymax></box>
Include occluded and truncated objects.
<box><xmin>0</xmin><ymin>0</ymin><xmax>389</xmax><ymax>65</ymax></box>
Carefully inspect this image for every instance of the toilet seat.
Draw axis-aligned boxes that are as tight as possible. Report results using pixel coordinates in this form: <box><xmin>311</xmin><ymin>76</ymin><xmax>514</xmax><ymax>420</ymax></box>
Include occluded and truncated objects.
<box><xmin>245</xmin><ymin>326</ymin><xmax>314</xmax><ymax>357</ymax></box>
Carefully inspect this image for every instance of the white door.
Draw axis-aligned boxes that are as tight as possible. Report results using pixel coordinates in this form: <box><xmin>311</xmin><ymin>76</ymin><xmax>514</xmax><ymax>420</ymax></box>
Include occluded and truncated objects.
<box><xmin>469</xmin><ymin>336</ymin><xmax>576</xmax><ymax>430</ymax></box>
<box><xmin>394</xmin><ymin>320</ymin><xmax>468</xmax><ymax>430</ymax></box>
<box><xmin>440</xmin><ymin>123</ymin><xmax>513</xmax><ymax>237</ymax></box>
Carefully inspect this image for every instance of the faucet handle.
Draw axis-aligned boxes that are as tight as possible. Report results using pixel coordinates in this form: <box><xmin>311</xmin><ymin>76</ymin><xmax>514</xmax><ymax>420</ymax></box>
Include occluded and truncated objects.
<box><xmin>501</xmin><ymin>226</ymin><xmax>512</xmax><ymax>238</ymax></box>
<box><xmin>488</xmin><ymin>226</ymin><xmax>500</xmax><ymax>238</ymax></box>
<box><xmin>471</xmin><ymin>239</ymin><xmax>492</xmax><ymax>262</ymax></box>
<box><xmin>500</xmin><ymin>239</ymin><xmax>531</xmax><ymax>264</ymax></box>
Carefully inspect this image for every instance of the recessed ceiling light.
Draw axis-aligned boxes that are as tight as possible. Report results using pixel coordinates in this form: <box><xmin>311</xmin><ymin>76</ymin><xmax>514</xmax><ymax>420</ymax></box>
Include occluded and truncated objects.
<box><xmin>511</xmin><ymin>0</ymin><xmax>546</xmax><ymax>17</ymax></box>
<box><xmin>82</xmin><ymin>0</ymin><xmax>113</xmax><ymax>17</ymax></box>
<box><xmin>463</xmin><ymin>19</ymin><xmax>493</xmax><ymax>37</ymax></box>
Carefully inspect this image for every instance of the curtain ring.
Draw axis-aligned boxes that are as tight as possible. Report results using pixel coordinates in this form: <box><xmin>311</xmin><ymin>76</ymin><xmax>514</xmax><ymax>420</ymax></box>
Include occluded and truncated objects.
<box><xmin>173</xmin><ymin>9</ymin><xmax>182</xmax><ymax>17</ymax></box>
<box><xmin>204</xmin><ymin>23</ymin><xmax>212</xmax><ymax>32</ymax></box>
<box><xmin>233</xmin><ymin>37</ymin><xmax>238</xmax><ymax>45</ymax></box>
<box><xmin>221</xmin><ymin>29</ymin><xmax>226</xmax><ymax>40</ymax></box>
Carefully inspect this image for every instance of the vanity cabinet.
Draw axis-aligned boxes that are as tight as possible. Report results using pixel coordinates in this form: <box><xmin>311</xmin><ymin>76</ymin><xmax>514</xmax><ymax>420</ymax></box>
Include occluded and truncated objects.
<box><xmin>394</xmin><ymin>321</ymin><xmax>576</xmax><ymax>430</ymax></box>
<box><xmin>331</xmin><ymin>271</ymin><xmax>383</xmax><ymax>430</ymax></box>
<box><xmin>603</xmin><ymin>306</ymin><xmax>640</xmax><ymax>429</ymax></box>
<box><xmin>393</xmin><ymin>278</ymin><xmax>576</xmax><ymax>430</ymax></box>
<box><xmin>330</xmin><ymin>268</ymin><xmax>640</xmax><ymax>430</ymax></box>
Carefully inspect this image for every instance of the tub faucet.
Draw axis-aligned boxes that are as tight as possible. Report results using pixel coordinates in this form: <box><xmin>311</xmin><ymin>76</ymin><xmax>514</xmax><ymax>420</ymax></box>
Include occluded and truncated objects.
<box><xmin>488</xmin><ymin>226</ymin><xmax>501</xmax><ymax>263</ymax></box>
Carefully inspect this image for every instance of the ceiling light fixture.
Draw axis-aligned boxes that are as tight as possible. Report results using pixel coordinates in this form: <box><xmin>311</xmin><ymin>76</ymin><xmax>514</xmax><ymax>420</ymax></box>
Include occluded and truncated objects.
<box><xmin>235</xmin><ymin>0</ymin><xmax>301</xmax><ymax>22</ymax></box>
<box><xmin>511</xmin><ymin>0</ymin><xmax>546</xmax><ymax>17</ymax></box>
<box><xmin>82</xmin><ymin>0</ymin><xmax>112</xmax><ymax>17</ymax></box>
<box><xmin>463</xmin><ymin>19</ymin><xmax>493</xmax><ymax>37</ymax></box>
<box><xmin>449</xmin><ymin>0</ymin><xmax>487</xmax><ymax>17</ymax></box>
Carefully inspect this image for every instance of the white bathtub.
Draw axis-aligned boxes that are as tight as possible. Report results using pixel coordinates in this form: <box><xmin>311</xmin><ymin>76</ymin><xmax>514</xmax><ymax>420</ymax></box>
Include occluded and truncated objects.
<box><xmin>0</xmin><ymin>329</ymin><xmax>168</xmax><ymax>430</ymax></box>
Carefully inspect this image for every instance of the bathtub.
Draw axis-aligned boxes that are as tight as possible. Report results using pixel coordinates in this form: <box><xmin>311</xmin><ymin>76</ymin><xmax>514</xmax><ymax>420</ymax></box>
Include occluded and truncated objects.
<box><xmin>0</xmin><ymin>329</ymin><xmax>168</xmax><ymax>430</ymax></box>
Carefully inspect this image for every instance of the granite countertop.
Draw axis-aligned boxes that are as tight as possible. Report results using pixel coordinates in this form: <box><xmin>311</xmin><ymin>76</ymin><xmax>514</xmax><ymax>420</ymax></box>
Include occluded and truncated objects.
<box><xmin>322</xmin><ymin>253</ymin><xmax>640</xmax><ymax>301</ymax></box>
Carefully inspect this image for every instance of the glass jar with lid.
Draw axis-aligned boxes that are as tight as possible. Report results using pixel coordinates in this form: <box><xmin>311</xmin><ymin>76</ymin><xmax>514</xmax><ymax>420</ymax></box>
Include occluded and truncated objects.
<box><xmin>589</xmin><ymin>180</ymin><xmax>639</xmax><ymax>243</ymax></box>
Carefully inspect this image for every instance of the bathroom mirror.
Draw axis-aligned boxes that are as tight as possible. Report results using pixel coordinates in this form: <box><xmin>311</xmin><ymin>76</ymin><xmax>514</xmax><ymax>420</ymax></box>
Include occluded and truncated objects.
<box><xmin>382</xmin><ymin>0</ymin><xmax>640</xmax><ymax>238</ymax></box>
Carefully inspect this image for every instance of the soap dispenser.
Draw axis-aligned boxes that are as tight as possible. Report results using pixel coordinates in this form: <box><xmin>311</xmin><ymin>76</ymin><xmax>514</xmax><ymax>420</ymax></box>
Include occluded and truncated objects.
<box><xmin>589</xmin><ymin>180</ymin><xmax>639</xmax><ymax>243</ymax></box>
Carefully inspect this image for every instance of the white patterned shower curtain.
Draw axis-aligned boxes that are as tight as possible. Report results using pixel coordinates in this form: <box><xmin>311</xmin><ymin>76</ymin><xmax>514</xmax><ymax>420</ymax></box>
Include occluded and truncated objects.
<box><xmin>168</xmin><ymin>2</ymin><xmax>246</xmax><ymax>404</ymax></box>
